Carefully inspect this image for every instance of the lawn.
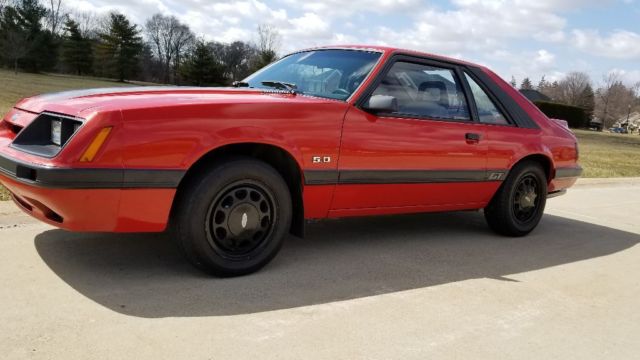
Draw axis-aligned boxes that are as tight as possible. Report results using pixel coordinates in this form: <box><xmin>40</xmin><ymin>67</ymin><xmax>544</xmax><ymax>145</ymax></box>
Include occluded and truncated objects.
<box><xmin>574</xmin><ymin>129</ymin><xmax>640</xmax><ymax>178</ymax></box>
<box><xmin>0</xmin><ymin>69</ymin><xmax>148</xmax><ymax>115</ymax></box>
<box><xmin>1</xmin><ymin>70</ymin><xmax>640</xmax><ymax>201</ymax></box>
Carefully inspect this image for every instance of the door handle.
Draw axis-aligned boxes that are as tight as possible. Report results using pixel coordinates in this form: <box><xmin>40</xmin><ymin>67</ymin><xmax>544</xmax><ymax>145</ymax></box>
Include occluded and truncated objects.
<box><xmin>465</xmin><ymin>133</ymin><xmax>481</xmax><ymax>143</ymax></box>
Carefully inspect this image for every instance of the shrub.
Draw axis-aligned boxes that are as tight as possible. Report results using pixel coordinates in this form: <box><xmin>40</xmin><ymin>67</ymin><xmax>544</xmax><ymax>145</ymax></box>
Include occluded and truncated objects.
<box><xmin>533</xmin><ymin>101</ymin><xmax>590</xmax><ymax>128</ymax></box>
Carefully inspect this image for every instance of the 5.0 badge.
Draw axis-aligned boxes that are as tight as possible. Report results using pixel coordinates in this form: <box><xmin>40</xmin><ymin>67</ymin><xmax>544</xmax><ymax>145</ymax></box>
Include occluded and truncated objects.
<box><xmin>312</xmin><ymin>156</ymin><xmax>331</xmax><ymax>164</ymax></box>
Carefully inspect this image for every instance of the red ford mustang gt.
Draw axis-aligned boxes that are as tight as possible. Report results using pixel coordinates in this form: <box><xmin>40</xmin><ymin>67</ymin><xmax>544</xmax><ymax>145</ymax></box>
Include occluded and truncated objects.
<box><xmin>0</xmin><ymin>46</ymin><xmax>581</xmax><ymax>276</ymax></box>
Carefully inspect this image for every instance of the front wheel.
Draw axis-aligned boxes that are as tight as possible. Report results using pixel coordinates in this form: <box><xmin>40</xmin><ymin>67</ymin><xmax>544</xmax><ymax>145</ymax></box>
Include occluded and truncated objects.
<box><xmin>173</xmin><ymin>158</ymin><xmax>292</xmax><ymax>276</ymax></box>
<box><xmin>484</xmin><ymin>162</ymin><xmax>547</xmax><ymax>236</ymax></box>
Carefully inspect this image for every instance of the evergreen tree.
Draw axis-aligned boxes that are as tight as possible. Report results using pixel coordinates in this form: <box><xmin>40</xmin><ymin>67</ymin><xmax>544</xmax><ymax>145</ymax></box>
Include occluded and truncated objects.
<box><xmin>578</xmin><ymin>83</ymin><xmax>595</xmax><ymax>118</ymax></box>
<box><xmin>0</xmin><ymin>0</ymin><xmax>57</xmax><ymax>72</ymax></box>
<box><xmin>537</xmin><ymin>75</ymin><xmax>548</xmax><ymax>91</ymax></box>
<box><xmin>510</xmin><ymin>76</ymin><xmax>517</xmax><ymax>88</ymax></box>
<box><xmin>61</xmin><ymin>19</ymin><xmax>93</xmax><ymax>75</ymax></box>
<box><xmin>520</xmin><ymin>77</ymin><xmax>533</xmax><ymax>90</ymax></box>
<box><xmin>181</xmin><ymin>40</ymin><xmax>224</xmax><ymax>86</ymax></box>
<box><xmin>97</xmin><ymin>13</ymin><xmax>142</xmax><ymax>82</ymax></box>
<box><xmin>251</xmin><ymin>49</ymin><xmax>277</xmax><ymax>73</ymax></box>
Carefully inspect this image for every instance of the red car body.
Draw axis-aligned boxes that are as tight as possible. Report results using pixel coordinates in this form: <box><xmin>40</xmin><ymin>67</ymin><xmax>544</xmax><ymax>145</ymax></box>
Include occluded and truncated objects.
<box><xmin>0</xmin><ymin>45</ymin><xmax>580</xmax><ymax>234</ymax></box>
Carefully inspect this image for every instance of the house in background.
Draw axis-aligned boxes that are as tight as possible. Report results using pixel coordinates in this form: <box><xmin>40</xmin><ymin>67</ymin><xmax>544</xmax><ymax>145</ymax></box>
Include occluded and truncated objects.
<box><xmin>589</xmin><ymin>118</ymin><xmax>604</xmax><ymax>131</ymax></box>
<box><xmin>615</xmin><ymin>112</ymin><xmax>640</xmax><ymax>133</ymax></box>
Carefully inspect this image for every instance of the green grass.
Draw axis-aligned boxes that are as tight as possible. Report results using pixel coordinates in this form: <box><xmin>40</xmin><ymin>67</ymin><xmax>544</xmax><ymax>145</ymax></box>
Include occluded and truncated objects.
<box><xmin>1</xmin><ymin>69</ymin><xmax>640</xmax><ymax>200</ymax></box>
<box><xmin>0</xmin><ymin>69</ymin><xmax>151</xmax><ymax>116</ymax></box>
<box><xmin>574</xmin><ymin>129</ymin><xmax>640</xmax><ymax>178</ymax></box>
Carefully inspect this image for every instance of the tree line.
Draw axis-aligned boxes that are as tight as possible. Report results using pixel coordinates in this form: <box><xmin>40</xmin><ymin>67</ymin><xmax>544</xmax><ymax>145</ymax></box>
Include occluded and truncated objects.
<box><xmin>512</xmin><ymin>72</ymin><xmax>640</xmax><ymax>129</ymax></box>
<box><xmin>0</xmin><ymin>0</ymin><xmax>280</xmax><ymax>85</ymax></box>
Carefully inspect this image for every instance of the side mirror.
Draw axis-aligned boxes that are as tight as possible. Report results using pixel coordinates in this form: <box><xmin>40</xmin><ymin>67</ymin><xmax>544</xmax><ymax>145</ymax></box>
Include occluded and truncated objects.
<box><xmin>363</xmin><ymin>95</ymin><xmax>398</xmax><ymax>114</ymax></box>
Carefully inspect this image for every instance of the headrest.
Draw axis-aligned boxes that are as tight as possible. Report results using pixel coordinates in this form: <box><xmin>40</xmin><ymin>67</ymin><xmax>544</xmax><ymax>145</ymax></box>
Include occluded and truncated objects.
<box><xmin>419</xmin><ymin>81</ymin><xmax>447</xmax><ymax>103</ymax></box>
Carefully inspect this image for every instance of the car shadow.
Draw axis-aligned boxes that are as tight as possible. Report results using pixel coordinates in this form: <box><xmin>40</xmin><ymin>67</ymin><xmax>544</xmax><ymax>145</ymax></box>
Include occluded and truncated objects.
<box><xmin>34</xmin><ymin>211</ymin><xmax>639</xmax><ymax>318</ymax></box>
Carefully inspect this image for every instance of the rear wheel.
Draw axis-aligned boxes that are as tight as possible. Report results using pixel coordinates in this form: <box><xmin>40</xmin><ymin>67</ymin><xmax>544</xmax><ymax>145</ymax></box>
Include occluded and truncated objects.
<box><xmin>173</xmin><ymin>158</ymin><xmax>292</xmax><ymax>276</ymax></box>
<box><xmin>484</xmin><ymin>161</ymin><xmax>547</xmax><ymax>236</ymax></box>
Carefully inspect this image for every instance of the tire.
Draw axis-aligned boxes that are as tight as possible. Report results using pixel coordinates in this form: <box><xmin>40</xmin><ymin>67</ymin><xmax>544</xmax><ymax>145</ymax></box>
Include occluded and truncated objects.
<box><xmin>484</xmin><ymin>161</ymin><xmax>547</xmax><ymax>237</ymax></box>
<box><xmin>173</xmin><ymin>157</ymin><xmax>292</xmax><ymax>276</ymax></box>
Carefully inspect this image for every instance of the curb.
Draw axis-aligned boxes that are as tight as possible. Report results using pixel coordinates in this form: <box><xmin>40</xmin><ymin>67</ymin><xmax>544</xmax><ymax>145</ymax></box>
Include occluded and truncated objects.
<box><xmin>574</xmin><ymin>177</ymin><xmax>640</xmax><ymax>187</ymax></box>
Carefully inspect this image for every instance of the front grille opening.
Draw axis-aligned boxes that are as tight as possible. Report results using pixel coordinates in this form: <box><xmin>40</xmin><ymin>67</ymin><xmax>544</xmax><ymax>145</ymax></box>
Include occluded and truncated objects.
<box><xmin>24</xmin><ymin>197</ymin><xmax>63</xmax><ymax>223</ymax></box>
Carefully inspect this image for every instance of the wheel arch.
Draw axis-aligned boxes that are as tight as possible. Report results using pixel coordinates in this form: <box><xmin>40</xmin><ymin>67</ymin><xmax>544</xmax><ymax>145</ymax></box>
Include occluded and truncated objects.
<box><xmin>509</xmin><ymin>153</ymin><xmax>555</xmax><ymax>183</ymax></box>
<box><xmin>173</xmin><ymin>142</ymin><xmax>305</xmax><ymax>237</ymax></box>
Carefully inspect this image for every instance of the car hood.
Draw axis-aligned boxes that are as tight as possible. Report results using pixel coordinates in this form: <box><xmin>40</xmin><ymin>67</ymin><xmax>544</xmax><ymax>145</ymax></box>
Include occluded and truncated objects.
<box><xmin>13</xmin><ymin>86</ymin><xmax>318</xmax><ymax>118</ymax></box>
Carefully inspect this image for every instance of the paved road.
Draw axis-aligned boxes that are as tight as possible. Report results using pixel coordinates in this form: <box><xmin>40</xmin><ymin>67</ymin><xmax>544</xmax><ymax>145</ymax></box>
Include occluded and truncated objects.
<box><xmin>1</xmin><ymin>180</ymin><xmax>639</xmax><ymax>359</ymax></box>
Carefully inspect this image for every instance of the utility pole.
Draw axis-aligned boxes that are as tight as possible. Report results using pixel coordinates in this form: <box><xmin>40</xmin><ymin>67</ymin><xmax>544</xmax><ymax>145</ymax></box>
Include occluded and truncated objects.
<box><xmin>626</xmin><ymin>104</ymin><xmax>635</xmax><ymax>134</ymax></box>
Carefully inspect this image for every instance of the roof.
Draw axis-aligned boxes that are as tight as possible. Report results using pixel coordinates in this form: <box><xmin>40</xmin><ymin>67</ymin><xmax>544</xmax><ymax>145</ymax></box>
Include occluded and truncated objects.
<box><xmin>519</xmin><ymin>89</ymin><xmax>551</xmax><ymax>102</ymax></box>
<box><xmin>619</xmin><ymin>112</ymin><xmax>640</xmax><ymax>125</ymax></box>
<box><xmin>295</xmin><ymin>45</ymin><xmax>481</xmax><ymax>68</ymax></box>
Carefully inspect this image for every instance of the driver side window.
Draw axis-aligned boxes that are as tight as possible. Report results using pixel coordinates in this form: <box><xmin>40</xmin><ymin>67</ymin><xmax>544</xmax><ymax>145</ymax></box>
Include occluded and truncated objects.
<box><xmin>371</xmin><ymin>61</ymin><xmax>471</xmax><ymax>121</ymax></box>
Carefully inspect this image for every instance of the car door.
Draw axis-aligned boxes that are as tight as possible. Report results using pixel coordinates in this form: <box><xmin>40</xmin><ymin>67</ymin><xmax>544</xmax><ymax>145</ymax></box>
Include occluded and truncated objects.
<box><xmin>330</xmin><ymin>56</ymin><xmax>497</xmax><ymax>215</ymax></box>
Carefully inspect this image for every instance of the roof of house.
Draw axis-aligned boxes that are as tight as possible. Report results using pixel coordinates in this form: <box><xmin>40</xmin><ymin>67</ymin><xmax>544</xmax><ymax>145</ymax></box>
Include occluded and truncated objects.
<box><xmin>519</xmin><ymin>89</ymin><xmax>551</xmax><ymax>102</ymax></box>
<box><xmin>619</xmin><ymin>112</ymin><xmax>640</xmax><ymax>125</ymax></box>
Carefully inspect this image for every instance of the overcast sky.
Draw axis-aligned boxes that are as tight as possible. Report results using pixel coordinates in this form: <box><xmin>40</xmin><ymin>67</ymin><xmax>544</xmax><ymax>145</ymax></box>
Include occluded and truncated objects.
<box><xmin>64</xmin><ymin>0</ymin><xmax>640</xmax><ymax>86</ymax></box>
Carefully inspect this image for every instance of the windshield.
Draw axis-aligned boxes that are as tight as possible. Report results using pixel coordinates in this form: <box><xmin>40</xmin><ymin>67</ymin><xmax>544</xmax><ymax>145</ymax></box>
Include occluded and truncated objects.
<box><xmin>242</xmin><ymin>49</ymin><xmax>382</xmax><ymax>101</ymax></box>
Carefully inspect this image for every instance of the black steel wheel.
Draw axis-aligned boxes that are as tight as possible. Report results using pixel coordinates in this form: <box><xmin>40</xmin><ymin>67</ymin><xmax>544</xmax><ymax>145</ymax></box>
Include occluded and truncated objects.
<box><xmin>173</xmin><ymin>157</ymin><xmax>292</xmax><ymax>276</ymax></box>
<box><xmin>205</xmin><ymin>181</ymin><xmax>276</xmax><ymax>259</ymax></box>
<box><xmin>485</xmin><ymin>161</ymin><xmax>547</xmax><ymax>237</ymax></box>
<box><xmin>512</xmin><ymin>174</ymin><xmax>541</xmax><ymax>224</ymax></box>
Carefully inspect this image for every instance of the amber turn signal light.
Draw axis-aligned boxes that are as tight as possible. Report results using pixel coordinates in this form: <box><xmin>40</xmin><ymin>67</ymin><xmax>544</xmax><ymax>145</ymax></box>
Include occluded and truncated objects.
<box><xmin>79</xmin><ymin>127</ymin><xmax>112</xmax><ymax>162</ymax></box>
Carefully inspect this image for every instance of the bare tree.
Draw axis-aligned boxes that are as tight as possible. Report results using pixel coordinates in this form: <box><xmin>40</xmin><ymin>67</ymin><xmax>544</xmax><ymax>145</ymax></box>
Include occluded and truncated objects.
<box><xmin>252</xmin><ymin>24</ymin><xmax>280</xmax><ymax>71</ymax></box>
<box><xmin>46</xmin><ymin>0</ymin><xmax>66</xmax><ymax>35</ymax></box>
<box><xmin>632</xmin><ymin>82</ymin><xmax>640</xmax><ymax>98</ymax></box>
<box><xmin>70</xmin><ymin>10</ymin><xmax>99</xmax><ymax>39</ymax></box>
<box><xmin>256</xmin><ymin>24</ymin><xmax>280</xmax><ymax>55</ymax></box>
<box><xmin>557</xmin><ymin>72</ymin><xmax>592</xmax><ymax>107</ymax></box>
<box><xmin>145</xmin><ymin>14</ymin><xmax>193</xmax><ymax>84</ymax></box>
<box><xmin>596</xmin><ymin>71</ymin><xmax>623</xmax><ymax>129</ymax></box>
<box><xmin>218</xmin><ymin>41</ymin><xmax>257</xmax><ymax>81</ymax></box>
<box><xmin>171</xmin><ymin>23</ymin><xmax>194</xmax><ymax>84</ymax></box>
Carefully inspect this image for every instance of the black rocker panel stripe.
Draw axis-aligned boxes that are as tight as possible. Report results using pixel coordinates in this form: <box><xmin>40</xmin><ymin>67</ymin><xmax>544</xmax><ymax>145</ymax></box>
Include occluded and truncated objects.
<box><xmin>304</xmin><ymin>170</ymin><xmax>340</xmax><ymax>185</ymax></box>
<box><xmin>304</xmin><ymin>169</ymin><xmax>509</xmax><ymax>185</ymax></box>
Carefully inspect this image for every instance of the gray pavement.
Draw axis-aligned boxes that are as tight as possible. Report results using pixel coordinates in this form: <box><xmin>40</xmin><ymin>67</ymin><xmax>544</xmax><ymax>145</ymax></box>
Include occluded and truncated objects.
<box><xmin>0</xmin><ymin>179</ymin><xmax>639</xmax><ymax>359</ymax></box>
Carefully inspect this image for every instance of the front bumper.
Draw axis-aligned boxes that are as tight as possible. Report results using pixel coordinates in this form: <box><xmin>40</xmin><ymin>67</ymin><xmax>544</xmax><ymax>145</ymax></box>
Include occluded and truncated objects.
<box><xmin>0</xmin><ymin>153</ymin><xmax>183</xmax><ymax>232</ymax></box>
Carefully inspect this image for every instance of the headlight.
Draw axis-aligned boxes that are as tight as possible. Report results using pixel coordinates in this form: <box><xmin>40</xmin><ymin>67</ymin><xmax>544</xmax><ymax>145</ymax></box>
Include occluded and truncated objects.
<box><xmin>10</xmin><ymin>113</ymin><xmax>83</xmax><ymax>158</ymax></box>
<box><xmin>51</xmin><ymin>119</ymin><xmax>62</xmax><ymax>146</ymax></box>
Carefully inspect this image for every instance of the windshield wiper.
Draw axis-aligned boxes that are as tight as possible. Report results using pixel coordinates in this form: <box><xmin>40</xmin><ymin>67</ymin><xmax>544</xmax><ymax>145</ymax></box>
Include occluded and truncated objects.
<box><xmin>232</xmin><ymin>81</ymin><xmax>250</xmax><ymax>88</ymax></box>
<box><xmin>261</xmin><ymin>81</ymin><xmax>299</xmax><ymax>94</ymax></box>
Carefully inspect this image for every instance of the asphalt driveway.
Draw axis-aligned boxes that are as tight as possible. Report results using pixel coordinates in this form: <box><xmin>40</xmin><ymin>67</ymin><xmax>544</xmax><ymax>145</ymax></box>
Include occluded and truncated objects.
<box><xmin>1</xmin><ymin>179</ymin><xmax>639</xmax><ymax>359</ymax></box>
